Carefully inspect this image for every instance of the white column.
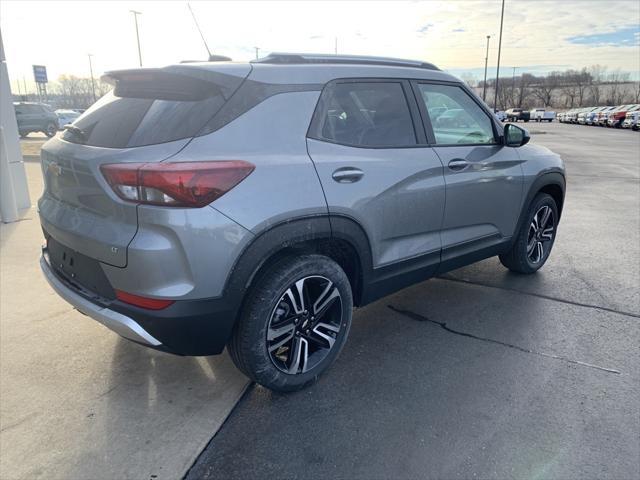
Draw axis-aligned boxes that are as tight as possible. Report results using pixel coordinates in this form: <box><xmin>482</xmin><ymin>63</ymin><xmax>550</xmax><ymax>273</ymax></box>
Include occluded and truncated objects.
<box><xmin>0</xmin><ymin>28</ymin><xmax>30</xmax><ymax>223</ymax></box>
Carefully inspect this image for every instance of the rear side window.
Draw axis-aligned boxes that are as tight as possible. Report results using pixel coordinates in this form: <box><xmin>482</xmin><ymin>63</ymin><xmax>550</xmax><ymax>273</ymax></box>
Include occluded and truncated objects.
<box><xmin>62</xmin><ymin>74</ymin><xmax>227</xmax><ymax>148</ymax></box>
<box><xmin>416</xmin><ymin>83</ymin><xmax>496</xmax><ymax>145</ymax></box>
<box><xmin>311</xmin><ymin>82</ymin><xmax>416</xmax><ymax>147</ymax></box>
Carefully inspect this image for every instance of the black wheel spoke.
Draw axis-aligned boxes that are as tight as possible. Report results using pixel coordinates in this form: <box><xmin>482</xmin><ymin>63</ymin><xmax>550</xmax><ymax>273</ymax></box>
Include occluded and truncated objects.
<box><xmin>527</xmin><ymin>205</ymin><xmax>555</xmax><ymax>264</ymax></box>
<box><xmin>267</xmin><ymin>275</ymin><xmax>343</xmax><ymax>375</ymax></box>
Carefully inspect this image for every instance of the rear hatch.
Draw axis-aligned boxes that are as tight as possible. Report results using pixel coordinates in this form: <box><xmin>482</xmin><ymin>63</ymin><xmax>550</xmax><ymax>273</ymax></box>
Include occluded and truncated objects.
<box><xmin>39</xmin><ymin>63</ymin><xmax>250</xmax><ymax>267</ymax></box>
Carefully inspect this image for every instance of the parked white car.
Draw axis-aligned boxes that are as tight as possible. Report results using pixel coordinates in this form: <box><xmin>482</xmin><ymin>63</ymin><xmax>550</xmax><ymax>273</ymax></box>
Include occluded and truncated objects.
<box><xmin>55</xmin><ymin>109</ymin><xmax>81</xmax><ymax>129</ymax></box>
<box><xmin>530</xmin><ymin>108</ymin><xmax>555</xmax><ymax>122</ymax></box>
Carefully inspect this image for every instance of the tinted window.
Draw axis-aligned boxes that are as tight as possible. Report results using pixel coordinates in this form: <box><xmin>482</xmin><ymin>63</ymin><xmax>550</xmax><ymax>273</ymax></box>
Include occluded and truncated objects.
<box><xmin>313</xmin><ymin>82</ymin><xmax>416</xmax><ymax>147</ymax></box>
<box><xmin>62</xmin><ymin>90</ymin><xmax>225</xmax><ymax>148</ymax></box>
<box><xmin>417</xmin><ymin>84</ymin><xmax>496</xmax><ymax>145</ymax></box>
<box><xmin>15</xmin><ymin>105</ymin><xmax>38</xmax><ymax>115</ymax></box>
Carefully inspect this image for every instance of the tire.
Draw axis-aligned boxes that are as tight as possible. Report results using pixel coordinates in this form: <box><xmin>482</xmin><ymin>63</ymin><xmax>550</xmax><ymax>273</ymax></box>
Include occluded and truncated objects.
<box><xmin>44</xmin><ymin>123</ymin><xmax>57</xmax><ymax>138</ymax></box>
<box><xmin>228</xmin><ymin>254</ymin><xmax>353</xmax><ymax>392</ymax></box>
<box><xmin>499</xmin><ymin>193</ymin><xmax>558</xmax><ymax>274</ymax></box>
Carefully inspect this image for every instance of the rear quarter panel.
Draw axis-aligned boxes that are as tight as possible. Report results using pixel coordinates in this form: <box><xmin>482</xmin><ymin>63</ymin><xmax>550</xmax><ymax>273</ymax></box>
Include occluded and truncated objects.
<box><xmin>169</xmin><ymin>91</ymin><xmax>328</xmax><ymax>232</ymax></box>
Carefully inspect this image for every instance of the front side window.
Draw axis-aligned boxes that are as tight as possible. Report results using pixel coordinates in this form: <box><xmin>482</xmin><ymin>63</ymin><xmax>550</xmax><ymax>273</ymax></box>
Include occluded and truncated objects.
<box><xmin>417</xmin><ymin>83</ymin><xmax>496</xmax><ymax>145</ymax></box>
<box><xmin>313</xmin><ymin>82</ymin><xmax>416</xmax><ymax>147</ymax></box>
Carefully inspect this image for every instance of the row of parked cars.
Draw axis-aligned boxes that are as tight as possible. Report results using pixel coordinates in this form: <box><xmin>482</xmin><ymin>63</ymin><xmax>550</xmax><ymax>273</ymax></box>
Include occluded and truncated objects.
<box><xmin>558</xmin><ymin>104</ymin><xmax>640</xmax><ymax>130</ymax></box>
<box><xmin>13</xmin><ymin>102</ymin><xmax>82</xmax><ymax>138</ymax></box>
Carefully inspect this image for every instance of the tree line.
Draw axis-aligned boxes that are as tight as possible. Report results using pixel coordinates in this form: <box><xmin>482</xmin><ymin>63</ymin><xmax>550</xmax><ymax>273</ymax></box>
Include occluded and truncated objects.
<box><xmin>470</xmin><ymin>66</ymin><xmax>640</xmax><ymax>110</ymax></box>
<box><xmin>14</xmin><ymin>75</ymin><xmax>111</xmax><ymax>109</ymax></box>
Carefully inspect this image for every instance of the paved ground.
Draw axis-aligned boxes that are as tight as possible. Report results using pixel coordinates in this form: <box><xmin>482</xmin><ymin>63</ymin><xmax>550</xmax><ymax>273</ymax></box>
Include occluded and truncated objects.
<box><xmin>0</xmin><ymin>139</ymin><xmax>249</xmax><ymax>480</ymax></box>
<box><xmin>2</xmin><ymin>124</ymin><xmax>638</xmax><ymax>480</ymax></box>
<box><xmin>187</xmin><ymin>123</ymin><xmax>640</xmax><ymax>479</ymax></box>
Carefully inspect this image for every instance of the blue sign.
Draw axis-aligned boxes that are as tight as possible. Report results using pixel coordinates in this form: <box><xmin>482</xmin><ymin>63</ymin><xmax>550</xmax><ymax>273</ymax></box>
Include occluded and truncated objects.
<box><xmin>33</xmin><ymin>65</ymin><xmax>48</xmax><ymax>83</ymax></box>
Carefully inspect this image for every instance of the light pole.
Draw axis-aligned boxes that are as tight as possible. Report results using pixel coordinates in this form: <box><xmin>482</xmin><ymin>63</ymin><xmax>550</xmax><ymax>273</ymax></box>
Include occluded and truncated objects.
<box><xmin>130</xmin><ymin>10</ymin><xmax>143</xmax><ymax>67</ymax></box>
<box><xmin>512</xmin><ymin>66</ymin><xmax>518</xmax><ymax>106</ymax></box>
<box><xmin>482</xmin><ymin>35</ymin><xmax>490</xmax><ymax>101</ymax></box>
<box><xmin>88</xmin><ymin>54</ymin><xmax>97</xmax><ymax>103</ymax></box>
<box><xmin>334</xmin><ymin>37</ymin><xmax>338</xmax><ymax>55</ymax></box>
<box><xmin>493</xmin><ymin>0</ymin><xmax>505</xmax><ymax>110</ymax></box>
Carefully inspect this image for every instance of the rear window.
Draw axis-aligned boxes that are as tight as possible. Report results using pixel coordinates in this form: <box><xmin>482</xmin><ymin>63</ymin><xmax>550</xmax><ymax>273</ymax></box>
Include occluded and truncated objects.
<box><xmin>62</xmin><ymin>73</ymin><xmax>227</xmax><ymax>148</ymax></box>
<box><xmin>311</xmin><ymin>81</ymin><xmax>417</xmax><ymax>147</ymax></box>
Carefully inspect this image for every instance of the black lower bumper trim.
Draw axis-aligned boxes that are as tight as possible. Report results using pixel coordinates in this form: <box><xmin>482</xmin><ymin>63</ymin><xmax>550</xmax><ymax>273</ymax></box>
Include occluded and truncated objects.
<box><xmin>109</xmin><ymin>297</ymin><xmax>238</xmax><ymax>356</ymax></box>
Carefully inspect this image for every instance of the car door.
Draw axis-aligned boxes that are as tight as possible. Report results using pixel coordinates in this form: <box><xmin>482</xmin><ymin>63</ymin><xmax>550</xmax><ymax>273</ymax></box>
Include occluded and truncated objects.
<box><xmin>412</xmin><ymin>81</ymin><xmax>523</xmax><ymax>267</ymax></box>
<box><xmin>14</xmin><ymin>105</ymin><xmax>35</xmax><ymax>132</ymax></box>
<box><xmin>307</xmin><ymin>79</ymin><xmax>446</xmax><ymax>278</ymax></box>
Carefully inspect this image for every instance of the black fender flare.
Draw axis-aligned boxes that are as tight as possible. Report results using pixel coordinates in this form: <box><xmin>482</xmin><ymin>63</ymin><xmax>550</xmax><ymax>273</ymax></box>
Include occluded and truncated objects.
<box><xmin>512</xmin><ymin>172</ymin><xmax>566</xmax><ymax>245</ymax></box>
<box><xmin>221</xmin><ymin>214</ymin><xmax>374</xmax><ymax>314</ymax></box>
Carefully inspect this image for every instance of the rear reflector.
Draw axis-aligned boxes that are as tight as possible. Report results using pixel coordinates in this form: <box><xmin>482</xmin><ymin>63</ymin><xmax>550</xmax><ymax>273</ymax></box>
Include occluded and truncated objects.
<box><xmin>115</xmin><ymin>290</ymin><xmax>175</xmax><ymax>310</ymax></box>
<box><xmin>101</xmin><ymin>161</ymin><xmax>254</xmax><ymax>208</ymax></box>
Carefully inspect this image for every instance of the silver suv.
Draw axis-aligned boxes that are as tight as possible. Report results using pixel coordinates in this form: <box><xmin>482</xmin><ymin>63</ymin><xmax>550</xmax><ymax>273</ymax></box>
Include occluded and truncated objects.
<box><xmin>39</xmin><ymin>54</ymin><xmax>565</xmax><ymax>391</ymax></box>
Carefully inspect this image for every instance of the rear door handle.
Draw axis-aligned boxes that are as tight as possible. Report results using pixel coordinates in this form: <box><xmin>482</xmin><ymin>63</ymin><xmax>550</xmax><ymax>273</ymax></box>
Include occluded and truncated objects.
<box><xmin>332</xmin><ymin>167</ymin><xmax>364</xmax><ymax>183</ymax></box>
<box><xmin>448</xmin><ymin>159</ymin><xmax>469</xmax><ymax>171</ymax></box>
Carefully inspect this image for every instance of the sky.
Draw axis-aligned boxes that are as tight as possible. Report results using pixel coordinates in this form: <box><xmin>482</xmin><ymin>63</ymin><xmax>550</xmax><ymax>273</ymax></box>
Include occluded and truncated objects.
<box><xmin>1</xmin><ymin>0</ymin><xmax>639</xmax><ymax>93</ymax></box>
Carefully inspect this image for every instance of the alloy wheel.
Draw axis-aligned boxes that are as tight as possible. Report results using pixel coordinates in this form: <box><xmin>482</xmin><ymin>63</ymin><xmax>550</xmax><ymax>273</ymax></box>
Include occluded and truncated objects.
<box><xmin>267</xmin><ymin>275</ymin><xmax>343</xmax><ymax>375</ymax></box>
<box><xmin>527</xmin><ymin>205</ymin><xmax>555</xmax><ymax>264</ymax></box>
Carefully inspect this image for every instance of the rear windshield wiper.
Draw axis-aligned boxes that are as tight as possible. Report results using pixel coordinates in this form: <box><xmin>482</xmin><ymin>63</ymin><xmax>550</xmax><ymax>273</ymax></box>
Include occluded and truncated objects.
<box><xmin>63</xmin><ymin>124</ymin><xmax>87</xmax><ymax>142</ymax></box>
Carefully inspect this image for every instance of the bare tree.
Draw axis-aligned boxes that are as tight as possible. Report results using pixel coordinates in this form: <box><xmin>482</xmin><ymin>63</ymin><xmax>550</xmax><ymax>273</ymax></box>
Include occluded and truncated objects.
<box><xmin>605</xmin><ymin>70</ymin><xmax>631</xmax><ymax>105</ymax></box>
<box><xmin>531</xmin><ymin>72</ymin><xmax>560</xmax><ymax>107</ymax></box>
<box><xmin>515</xmin><ymin>73</ymin><xmax>534</xmax><ymax>108</ymax></box>
<box><xmin>633</xmin><ymin>82</ymin><xmax>640</xmax><ymax>103</ymax></box>
<box><xmin>587</xmin><ymin>65</ymin><xmax>607</xmax><ymax>105</ymax></box>
<box><xmin>460</xmin><ymin>72</ymin><xmax>477</xmax><ymax>89</ymax></box>
<box><xmin>50</xmin><ymin>75</ymin><xmax>111</xmax><ymax>109</ymax></box>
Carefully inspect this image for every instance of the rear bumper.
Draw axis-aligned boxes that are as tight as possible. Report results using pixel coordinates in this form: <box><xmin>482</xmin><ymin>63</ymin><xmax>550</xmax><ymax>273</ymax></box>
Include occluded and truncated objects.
<box><xmin>41</xmin><ymin>255</ymin><xmax>161</xmax><ymax>347</ymax></box>
<box><xmin>40</xmin><ymin>254</ymin><xmax>238</xmax><ymax>356</ymax></box>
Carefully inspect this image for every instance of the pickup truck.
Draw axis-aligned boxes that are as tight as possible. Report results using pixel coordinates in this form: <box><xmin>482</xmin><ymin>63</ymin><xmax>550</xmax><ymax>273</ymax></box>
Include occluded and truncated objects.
<box><xmin>505</xmin><ymin>108</ymin><xmax>530</xmax><ymax>122</ymax></box>
<box><xmin>608</xmin><ymin>104</ymin><xmax>639</xmax><ymax>128</ymax></box>
<box><xmin>530</xmin><ymin>108</ymin><xmax>555</xmax><ymax>122</ymax></box>
<box><xmin>623</xmin><ymin>110</ymin><xmax>640</xmax><ymax>130</ymax></box>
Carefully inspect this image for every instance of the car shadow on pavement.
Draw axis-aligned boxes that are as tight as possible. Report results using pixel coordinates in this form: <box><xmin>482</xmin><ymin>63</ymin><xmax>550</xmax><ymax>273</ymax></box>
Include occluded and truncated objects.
<box><xmin>61</xmin><ymin>338</ymin><xmax>247</xmax><ymax>480</ymax></box>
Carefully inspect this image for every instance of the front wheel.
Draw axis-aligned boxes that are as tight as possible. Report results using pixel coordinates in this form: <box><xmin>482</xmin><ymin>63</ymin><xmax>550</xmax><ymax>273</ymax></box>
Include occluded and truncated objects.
<box><xmin>499</xmin><ymin>193</ymin><xmax>558</xmax><ymax>274</ymax></box>
<box><xmin>228</xmin><ymin>254</ymin><xmax>353</xmax><ymax>392</ymax></box>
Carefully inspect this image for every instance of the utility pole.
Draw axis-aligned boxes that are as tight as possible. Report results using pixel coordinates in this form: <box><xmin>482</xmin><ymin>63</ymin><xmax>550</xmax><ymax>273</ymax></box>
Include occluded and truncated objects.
<box><xmin>130</xmin><ymin>10</ymin><xmax>143</xmax><ymax>67</ymax></box>
<box><xmin>511</xmin><ymin>66</ymin><xmax>518</xmax><ymax>107</ymax></box>
<box><xmin>493</xmin><ymin>0</ymin><xmax>505</xmax><ymax>111</ymax></box>
<box><xmin>482</xmin><ymin>35</ymin><xmax>490</xmax><ymax>101</ymax></box>
<box><xmin>254</xmin><ymin>47</ymin><xmax>260</xmax><ymax>60</ymax></box>
<box><xmin>334</xmin><ymin>37</ymin><xmax>338</xmax><ymax>55</ymax></box>
<box><xmin>88</xmin><ymin>54</ymin><xmax>97</xmax><ymax>103</ymax></box>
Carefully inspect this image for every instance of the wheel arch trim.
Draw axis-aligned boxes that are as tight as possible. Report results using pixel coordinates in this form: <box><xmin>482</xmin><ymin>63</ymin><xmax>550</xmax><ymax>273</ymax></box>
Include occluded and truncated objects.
<box><xmin>221</xmin><ymin>214</ymin><xmax>374</xmax><ymax>314</ymax></box>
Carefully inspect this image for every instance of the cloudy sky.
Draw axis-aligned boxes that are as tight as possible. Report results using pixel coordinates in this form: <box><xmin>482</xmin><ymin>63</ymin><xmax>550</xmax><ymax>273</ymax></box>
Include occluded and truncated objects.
<box><xmin>2</xmin><ymin>0</ymin><xmax>639</xmax><ymax>92</ymax></box>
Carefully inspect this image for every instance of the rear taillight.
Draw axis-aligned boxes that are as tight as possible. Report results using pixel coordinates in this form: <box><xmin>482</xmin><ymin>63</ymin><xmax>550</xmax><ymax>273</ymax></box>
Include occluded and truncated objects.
<box><xmin>115</xmin><ymin>289</ymin><xmax>175</xmax><ymax>310</ymax></box>
<box><xmin>100</xmin><ymin>161</ymin><xmax>254</xmax><ymax>208</ymax></box>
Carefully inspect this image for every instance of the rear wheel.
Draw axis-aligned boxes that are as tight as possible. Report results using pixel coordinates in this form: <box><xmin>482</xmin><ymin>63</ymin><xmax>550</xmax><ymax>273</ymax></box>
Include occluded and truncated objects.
<box><xmin>44</xmin><ymin>123</ymin><xmax>57</xmax><ymax>138</ymax></box>
<box><xmin>228</xmin><ymin>254</ymin><xmax>353</xmax><ymax>392</ymax></box>
<box><xmin>500</xmin><ymin>193</ymin><xmax>558</xmax><ymax>274</ymax></box>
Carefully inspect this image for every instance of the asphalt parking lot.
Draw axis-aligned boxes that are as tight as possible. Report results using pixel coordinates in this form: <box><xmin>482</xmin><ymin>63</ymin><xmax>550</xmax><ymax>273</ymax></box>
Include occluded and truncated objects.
<box><xmin>187</xmin><ymin>122</ymin><xmax>639</xmax><ymax>479</ymax></box>
<box><xmin>1</xmin><ymin>123</ymin><xmax>639</xmax><ymax>480</ymax></box>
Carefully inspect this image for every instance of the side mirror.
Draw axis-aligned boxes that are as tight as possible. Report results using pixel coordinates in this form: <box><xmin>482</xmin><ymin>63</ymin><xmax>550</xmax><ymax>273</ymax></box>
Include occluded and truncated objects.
<box><xmin>504</xmin><ymin>123</ymin><xmax>530</xmax><ymax>147</ymax></box>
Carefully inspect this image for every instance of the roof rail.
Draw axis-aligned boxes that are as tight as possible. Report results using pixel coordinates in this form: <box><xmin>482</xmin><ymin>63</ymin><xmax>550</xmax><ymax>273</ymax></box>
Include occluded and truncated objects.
<box><xmin>252</xmin><ymin>53</ymin><xmax>439</xmax><ymax>71</ymax></box>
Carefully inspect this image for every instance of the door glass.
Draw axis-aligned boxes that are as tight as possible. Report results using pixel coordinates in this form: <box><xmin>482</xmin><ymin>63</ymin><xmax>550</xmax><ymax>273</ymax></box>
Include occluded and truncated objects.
<box><xmin>313</xmin><ymin>82</ymin><xmax>416</xmax><ymax>147</ymax></box>
<box><xmin>417</xmin><ymin>84</ymin><xmax>496</xmax><ymax>145</ymax></box>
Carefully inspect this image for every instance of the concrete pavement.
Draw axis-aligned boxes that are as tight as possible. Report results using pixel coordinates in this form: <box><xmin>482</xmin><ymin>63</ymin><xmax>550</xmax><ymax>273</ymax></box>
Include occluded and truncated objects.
<box><xmin>0</xmin><ymin>159</ymin><xmax>249</xmax><ymax>479</ymax></box>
